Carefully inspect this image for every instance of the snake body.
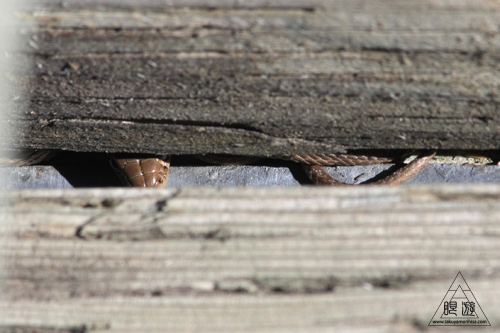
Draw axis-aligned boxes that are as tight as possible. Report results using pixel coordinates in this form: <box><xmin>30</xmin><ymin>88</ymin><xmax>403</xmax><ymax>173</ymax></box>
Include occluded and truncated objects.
<box><xmin>113</xmin><ymin>151</ymin><xmax>435</xmax><ymax>187</ymax></box>
<box><xmin>113</xmin><ymin>157</ymin><xmax>171</xmax><ymax>187</ymax></box>
<box><xmin>3</xmin><ymin>150</ymin><xmax>435</xmax><ymax>187</ymax></box>
<box><xmin>3</xmin><ymin>149</ymin><xmax>435</xmax><ymax>187</ymax></box>
<box><xmin>301</xmin><ymin>151</ymin><xmax>436</xmax><ymax>185</ymax></box>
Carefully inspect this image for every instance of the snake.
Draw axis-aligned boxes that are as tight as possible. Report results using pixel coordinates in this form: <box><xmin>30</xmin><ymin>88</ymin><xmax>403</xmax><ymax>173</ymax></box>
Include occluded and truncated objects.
<box><xmin>111</xmin><ymin>151</ymin><xmax>436</xmax><ymax>187</ymax></box>
<box><xmin>3</xmin><ymin>150</ymin><xmax>435</xmax><ymax>187</ymax></box>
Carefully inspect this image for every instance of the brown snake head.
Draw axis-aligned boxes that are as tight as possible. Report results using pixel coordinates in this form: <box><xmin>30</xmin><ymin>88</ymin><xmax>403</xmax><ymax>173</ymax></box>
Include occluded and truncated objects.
<box><xmin>114</xmin><ymin>157</ymin><xmax>170</xmax><ymax>188</ymax></box>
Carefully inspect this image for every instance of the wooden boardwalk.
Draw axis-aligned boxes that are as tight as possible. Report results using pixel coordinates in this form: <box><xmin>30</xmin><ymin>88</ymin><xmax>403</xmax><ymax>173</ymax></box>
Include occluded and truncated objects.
<box><xmin>1</xmin><ymin>0</ymin><xmax>500</xmax><ymax>331</ymax></box>
<box><xmin>1</xmin><ymin>185</ymin><xmax>499</xmax><ymax>331</ymax></box>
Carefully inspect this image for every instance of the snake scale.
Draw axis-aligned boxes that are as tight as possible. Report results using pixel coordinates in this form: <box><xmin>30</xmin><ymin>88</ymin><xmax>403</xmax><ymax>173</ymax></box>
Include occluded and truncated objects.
<box><xmin>112</xmin><ymin>151</ymin><xmax>436</xmax><ymax>187</ymax></box>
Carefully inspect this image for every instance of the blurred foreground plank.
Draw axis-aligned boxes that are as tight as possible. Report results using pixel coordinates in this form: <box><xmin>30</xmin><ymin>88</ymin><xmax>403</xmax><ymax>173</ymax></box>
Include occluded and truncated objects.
<box><xmin>1</xmin><ymin>185</ymin><xmax>499</xmax><ymax>331</ymax></box>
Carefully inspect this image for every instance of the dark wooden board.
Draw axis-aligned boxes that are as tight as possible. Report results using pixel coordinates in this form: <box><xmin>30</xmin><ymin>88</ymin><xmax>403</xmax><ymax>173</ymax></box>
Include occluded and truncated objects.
<box><xmin>4</xmin><ymin>0</ymin><xmax>500</xmax><ymax>156</ymax></box>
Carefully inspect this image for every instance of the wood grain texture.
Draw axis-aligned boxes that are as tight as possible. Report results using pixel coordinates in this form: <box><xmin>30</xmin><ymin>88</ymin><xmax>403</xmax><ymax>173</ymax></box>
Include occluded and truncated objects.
<box><xmin>3</xmin><ymin>0</ymin><xmax>500</xmax><ymax>155</ymax></box>
<box><xmin>1</xmin><ymin>185</ymin><xmax>500</xmax><ymax>331</ymax></box>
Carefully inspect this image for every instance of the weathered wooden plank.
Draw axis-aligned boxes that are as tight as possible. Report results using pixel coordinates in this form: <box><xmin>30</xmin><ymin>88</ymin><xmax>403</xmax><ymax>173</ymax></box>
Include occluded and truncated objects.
<box><xmin>3</xmin><ymin>186</ymin><xmax>500</xmax><ymax>286</ymax></box>
<box><xmin>0</xmin><ymin>282</ymin><xmax>498</xmax><ymax>332</ymax></box>
<box><xmin>20</xmin><ymin>0</ymin><xmax>500</xmax><ymax>12</ymax></box>
<box><xmin>1</xmin><ymin>185</ymin><xmax>499</xmax><ymax>331</ymax></box>
<box><xmin>25</xmin><ymin>0</ymin><xmax>323</xmax><ymax>12</ymax></box>
<box><xmin>3</xmin><ymin>0</ymin><xmax>500</xmax><ymax>155</ymax></box>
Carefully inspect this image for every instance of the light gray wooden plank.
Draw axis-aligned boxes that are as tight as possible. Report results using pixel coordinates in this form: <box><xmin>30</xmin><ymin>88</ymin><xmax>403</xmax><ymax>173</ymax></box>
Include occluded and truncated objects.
<box><xmin>1</xmin><ymin>185</ymin><xmax>499</xmax><ymax>331</ymax></box>
<box><xmin>0</xmin><ymin>281</ymin><xmax>498</xmax><ymax>332</ymax></box>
